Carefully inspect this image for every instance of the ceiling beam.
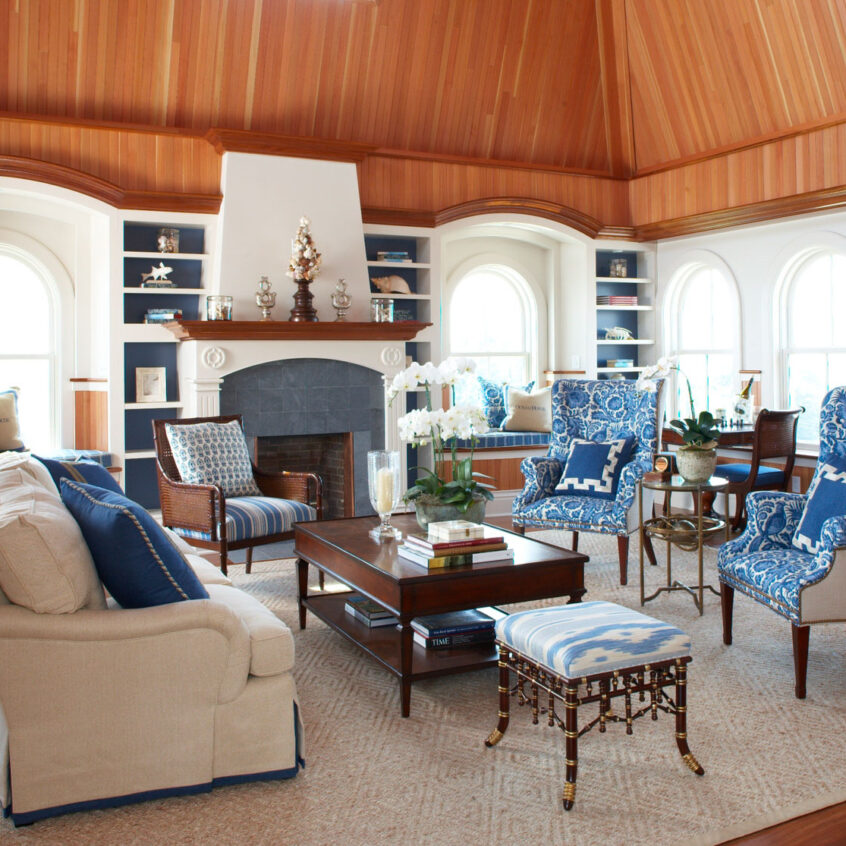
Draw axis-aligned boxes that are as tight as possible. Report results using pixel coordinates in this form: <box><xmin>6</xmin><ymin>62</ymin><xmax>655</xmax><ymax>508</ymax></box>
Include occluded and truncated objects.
<box><xmin>595</xmin><ymin>0</ymin><xmax>636</xmax><ymax>178</ymax></box>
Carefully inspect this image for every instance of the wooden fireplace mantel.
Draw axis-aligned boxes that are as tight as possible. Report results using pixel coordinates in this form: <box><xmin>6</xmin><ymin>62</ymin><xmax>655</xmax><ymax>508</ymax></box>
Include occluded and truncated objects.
<box><xmin>164</xmin><ymin>320</ymin><xmax>432</xmax><ymax>342</ymax></box>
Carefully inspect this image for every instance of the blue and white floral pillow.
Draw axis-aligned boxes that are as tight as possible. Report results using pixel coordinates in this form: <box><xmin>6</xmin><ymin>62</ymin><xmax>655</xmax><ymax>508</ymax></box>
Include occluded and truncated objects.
<box><xmin>478</xmin><ymin>376</ymin><xmax>535</xmax><ymax>430</ymax></box>
<box><xmin>165</xmin><ymin>420</ymin><xmax>262</xmax><ymax>498</ymax></box>
<box><xmin>792</xmin><ymin>455</ymin><xmax>846</xmax><ymax>554</ymax></box>
<box><xmin>554</xmin><ymin>436</ymin><xmax>634</xmax><ymax>500</ymax></box>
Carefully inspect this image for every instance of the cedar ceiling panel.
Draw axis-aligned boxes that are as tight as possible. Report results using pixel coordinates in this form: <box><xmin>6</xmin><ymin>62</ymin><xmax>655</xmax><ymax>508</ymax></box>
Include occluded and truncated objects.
<box><xmin>1</xmin><ymin>0</ymin><xmax>609</xmax><ymax>171</ymax></box>
<box><xmin>627</xmin><ymin>0</ymin><xmax>846</xmax><ymax>171</ymax></box>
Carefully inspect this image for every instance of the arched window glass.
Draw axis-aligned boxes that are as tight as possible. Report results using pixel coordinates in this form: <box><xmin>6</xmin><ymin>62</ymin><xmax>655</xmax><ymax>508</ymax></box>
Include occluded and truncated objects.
<box><xmin>447</xmin><ymin>266</ymin><xmax>536</xmax><ymax>385</ymax></box>
<box><xmin>783</xmin><ymin>251</ymin><xmax>846</xmax><ymax>444</ymax></box>
<box><xmin>669</xmin><ymin>264</ymin><xmax>739</xmax><ymax>418</ymax></box>
<box><xmin>0</xmin><ymin>254</ymin><xmax>58</xmax><ymax>450</ymax></box>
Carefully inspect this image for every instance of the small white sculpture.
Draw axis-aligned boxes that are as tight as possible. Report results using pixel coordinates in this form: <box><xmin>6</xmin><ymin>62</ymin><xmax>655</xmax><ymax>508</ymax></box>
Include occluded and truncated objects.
<box><xmin>604</xmin><ymin>326</ymin><xmax>634</xmax><ymax>341</ymax></box>
<box><xmin>370</xmin><ymin>275</ymin><xmax>411</xmax><ymax>294</ymax></box>
<box><xmin>140</xmin><ymin>262</ymin><xmax>174</xmax><ymax>285</ymax></box>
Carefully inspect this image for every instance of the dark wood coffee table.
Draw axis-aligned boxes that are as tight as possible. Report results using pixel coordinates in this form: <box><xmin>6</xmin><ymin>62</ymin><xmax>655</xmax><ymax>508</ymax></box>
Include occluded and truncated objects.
<box><xmin>294</xmin><ymin>514</ymin><xmax>587</xmax><ymax>717</ymax></box>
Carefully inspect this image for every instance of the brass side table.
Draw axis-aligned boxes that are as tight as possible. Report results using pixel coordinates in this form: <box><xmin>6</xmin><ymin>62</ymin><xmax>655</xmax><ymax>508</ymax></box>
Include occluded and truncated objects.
<box><xmin>638</xmin><ymin>475</ymin><xmax>729</xmax><ymax>615</ymax></box>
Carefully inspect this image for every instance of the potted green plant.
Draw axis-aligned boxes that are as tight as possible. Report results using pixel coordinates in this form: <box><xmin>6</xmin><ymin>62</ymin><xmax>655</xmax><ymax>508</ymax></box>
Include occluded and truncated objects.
<box><xmin>637</xmin><ymin>357</ymin><xmax>721</xmax><ymax>483</ymax></box>
<box><xmin>389</xmin><ymin>358</ymin><xmax>495</xmax><ymax>529</ymax></box>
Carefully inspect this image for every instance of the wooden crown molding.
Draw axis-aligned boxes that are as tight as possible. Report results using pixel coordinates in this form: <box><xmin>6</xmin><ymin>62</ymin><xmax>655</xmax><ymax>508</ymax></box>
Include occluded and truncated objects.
<box><xmin>0</xmin><ymin>155</ymin><xmax>221</xmax><ymax>213</ymax></box>
<box><xmin>206</xmin><ymin>128</ymin><xmax>376</xmax><ymax>163</ymax></box>
<box><xmin>633</xmin><ymin>185</ymin><xmax>846</xmax><ymax>241</ymax></box>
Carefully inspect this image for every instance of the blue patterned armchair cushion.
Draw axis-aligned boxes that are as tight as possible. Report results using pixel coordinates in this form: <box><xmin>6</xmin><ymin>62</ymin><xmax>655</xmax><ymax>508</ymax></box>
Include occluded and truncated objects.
<box><xmin>174</xmin><ymin>496</ymin><xmax>316</xmax><ymax>543</ymax></box>
<box><xmin>165</xmin><ymin>420</ymin><xmax>262</xmax><ymax>498</ymax></box>
<box><xmin>496</xmin><ymin>601</ymin><xmax>691</xmax><ymax>678</ymax></box>
<box><xmin>478</xmin><ymin>376</ymin><xmax>534</xmax><ymax>430</ymax></box>
<box><xmin>554</xmin><ymin>437</ymin><xmax>633</xmax><ymax>500</ymax></box>
<box><xmin>792</xmin><ymin>455</ymin><xmax>846</xmax><ymax>554</ymax></box>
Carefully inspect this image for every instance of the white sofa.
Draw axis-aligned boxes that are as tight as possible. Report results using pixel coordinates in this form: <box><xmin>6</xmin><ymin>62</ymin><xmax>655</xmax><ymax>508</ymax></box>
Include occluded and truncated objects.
<box><xmin>0</xmin><ymin>453</ymin><xmax>303</xmax><ymax>825</ymax></box>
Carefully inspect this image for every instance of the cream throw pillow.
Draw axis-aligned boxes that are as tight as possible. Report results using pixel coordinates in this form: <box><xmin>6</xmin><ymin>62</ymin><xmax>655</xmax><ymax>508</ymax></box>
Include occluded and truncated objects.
<box><xmin>502</xmin><ymin>386</ymin><xmax>552</xmax><ymax>432</ymax></box>
<box><xmin>0</xmin><ymin>454</ymin><xmax>60</xmax><ymax>496</ymax></box>
<box><xmin>0</xmin><ymin>497</ymin><xmax>106</xmax><ymax>613</ymax></box>
<box><xmin>0</xmin><ymin>389</ymin><xmax>24</xmax><ymax>451</ymax></box>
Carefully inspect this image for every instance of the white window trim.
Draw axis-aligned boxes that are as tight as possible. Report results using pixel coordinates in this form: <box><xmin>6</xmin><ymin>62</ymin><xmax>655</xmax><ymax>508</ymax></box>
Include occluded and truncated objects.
<box><xmin>444</xmin><ymin>253</ymin><xmax>545</xmax><ymax>385</ymax></box>
<box><xmin>0</xmin><ymin>230</ymin><xmax>75</xmax><ymax>450</ymax></box>
<box><xmin>663</xmin><ymin>249</ymin><xmax>742</xmax><ymax>417</ymax></box>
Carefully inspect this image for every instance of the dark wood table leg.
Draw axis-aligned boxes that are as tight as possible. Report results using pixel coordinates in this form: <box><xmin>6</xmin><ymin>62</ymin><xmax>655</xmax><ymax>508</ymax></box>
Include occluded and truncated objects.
<box><xmin>567</xmin><ymin>587</ymin><xmax>587</xmax><ymax>604</ymax></box>
<box><xmin>399</xmin><ymin>619</ymin><xmax>414</xmax><ymax>717</ymax></box>
<box><xmin>296</xmin><ymin>557</ymin><xmax>309</xmax><ymax>630</ymax></box>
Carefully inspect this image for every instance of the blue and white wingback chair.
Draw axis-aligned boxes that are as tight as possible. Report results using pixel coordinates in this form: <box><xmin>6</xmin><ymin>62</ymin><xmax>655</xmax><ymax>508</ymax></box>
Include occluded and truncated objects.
<box><xmin>512</xmin><ymin>378</ymin><xmax>662</xmax><ymax>585</ymax></box>
<box><xmin>717</xmin><ymin>386</ymin><xmax>846</xmax><ymax>698</ymax></box>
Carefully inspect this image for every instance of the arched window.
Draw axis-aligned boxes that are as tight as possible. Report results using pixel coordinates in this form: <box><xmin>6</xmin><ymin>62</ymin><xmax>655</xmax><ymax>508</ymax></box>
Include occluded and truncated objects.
<box><xmin>446</xmin><ymin>264</ymin><xmax>538</xmax><ymax>386</ymax></box>
<box><xmin>0</xmin><ymin>252</ymin><xmax>61</xmax><ymax>451</ymax></box>
<box><xmin>666</xmin><ymin>259</ymin><xmax>740</xmax><ymax>418</ymax></box>
<box><xmin>781</xmin><ymin>250</ymin><xmax>846</xmax><ymax>444</ymax></box>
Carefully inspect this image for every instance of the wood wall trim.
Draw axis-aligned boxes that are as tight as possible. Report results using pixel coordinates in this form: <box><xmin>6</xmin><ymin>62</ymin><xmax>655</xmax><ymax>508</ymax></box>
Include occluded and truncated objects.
<box><xmin>165</xmin><ymin>320</ymin><xmax>432</xmax><ymax>342</ymax></box>
<box><xmin>633</xmin><ymin>185</ymin><xmax>846</xmax><ymax>242</ymax></box>
<box><xmin>206</xmin><ymin>129</ymin><xmax>376</xmax><ymax>163</ymax></box>
<box><xmin>432</xmin><ymin>198</ymin><xmax>606</xmax><ymax>238</ymax></box>
<box><xmin>0</xmin><ymin>155</ymin><xmax>221</xmax><ymax>213</ymax></box>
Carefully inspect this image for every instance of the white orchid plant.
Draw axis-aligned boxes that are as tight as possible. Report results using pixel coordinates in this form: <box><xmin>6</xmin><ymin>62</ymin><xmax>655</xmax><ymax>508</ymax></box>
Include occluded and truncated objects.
<box><xmin>637</xmin><ymin>356</ymin><xmax>720</xmax><ymax>448</ymax></box>
<box><xmin>388</xmin><ymin>357</ymin><xmax>495</xmax><ymax>512</ymax></box>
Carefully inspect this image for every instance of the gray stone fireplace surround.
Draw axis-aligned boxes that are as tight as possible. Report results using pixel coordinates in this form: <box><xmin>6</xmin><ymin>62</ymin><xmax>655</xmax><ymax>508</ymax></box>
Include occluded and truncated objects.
<box><xmin>219</xmin><ymin>357</ymin><xmax>385</xmax><ymax>515</ymax></box>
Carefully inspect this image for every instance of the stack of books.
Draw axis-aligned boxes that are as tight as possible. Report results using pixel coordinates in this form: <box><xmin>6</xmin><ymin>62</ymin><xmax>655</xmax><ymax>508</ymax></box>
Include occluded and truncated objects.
<box><xmin>596</xmin><ymin>295</ymin><xmax>639</xmax><ymax>306</ymax></box>
<box><xmin>397</xmin><ymin>527</ymin><xmax>512</xmax><ymax>569</ymax></box>
<box><xmin>343</xmin><ymin>595</ymin><xmax>398</xmax><ymax>628</ymax></box>
<box><xmin>411</xmin><ymin>607</ymin><xmax>505</xmax><ymax>649</ymax></box>
<box><xmin>143</xmin><ymin>307</ymin><xmax>183</xmax><ymax>324</ymax></box>
<box><xmin>376</xmin><ymin>250</ymin><xmax>412</xmax><ymax>263</ymax></box>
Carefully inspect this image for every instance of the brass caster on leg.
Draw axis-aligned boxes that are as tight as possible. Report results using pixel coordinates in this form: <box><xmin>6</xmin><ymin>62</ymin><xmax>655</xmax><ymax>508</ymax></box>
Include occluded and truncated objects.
<box><xmin>682</xmin><ymin>752</ymin><xmax>705</xmax><ymax>775</ymax></box>
<box><xmin>485</xmin><ymin>728</ymin><xmax>504</xmax><ymax>748</ymax></box>
<box><xmin>562</xmin><ymin>781</ymin><xmax>576</xmax><ymax>810</ymax></box>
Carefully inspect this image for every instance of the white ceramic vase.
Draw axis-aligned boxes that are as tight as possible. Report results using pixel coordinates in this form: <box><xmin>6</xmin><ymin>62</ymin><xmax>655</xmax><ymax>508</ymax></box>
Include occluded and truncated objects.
<box><xmin>675</xmin><ymin>446</ymin><xmax>717</xmax><ymax>483</ymax></box>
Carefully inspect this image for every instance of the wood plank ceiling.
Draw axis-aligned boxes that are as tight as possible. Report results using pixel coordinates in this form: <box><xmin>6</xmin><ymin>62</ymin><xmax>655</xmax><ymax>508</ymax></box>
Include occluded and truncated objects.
<box><xmin>1</xmin><ymin>0</ymin><xmax>845</xmax><ymax>236</ymax></box>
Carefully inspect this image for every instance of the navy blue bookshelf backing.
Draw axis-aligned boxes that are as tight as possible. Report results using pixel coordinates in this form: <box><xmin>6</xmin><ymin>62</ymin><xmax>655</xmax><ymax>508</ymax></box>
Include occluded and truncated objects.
<box><xmin>124</xmin><ymin>343</ymin><xmax>178</xmax><ymax>403</ymax></box>
<box><xmin>123</xmin><ymin>223</ymin><xmax>205</xmax><ymax>254</ymax></box>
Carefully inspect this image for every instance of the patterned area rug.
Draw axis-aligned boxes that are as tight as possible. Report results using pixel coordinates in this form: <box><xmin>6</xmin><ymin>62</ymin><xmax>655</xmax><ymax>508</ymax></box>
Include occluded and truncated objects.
<box><xmin>3</xmin><ymin>531</ymin><xmax>845</xmax><ymax>845</ymax></box>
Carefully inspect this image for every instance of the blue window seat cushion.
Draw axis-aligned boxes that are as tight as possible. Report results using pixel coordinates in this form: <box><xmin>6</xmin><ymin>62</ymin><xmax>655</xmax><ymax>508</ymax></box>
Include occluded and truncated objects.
<box><xmin>45</xmin><ymin>449</ymin><xmax>116</xmax><ymax>468</ymax></box>
<box><xmin>60</xmin><ymin>479</ymin><xmax>208</xmax><ymax>608</ymax></box>
<box><xmin>792</xmin><ymin>455</ymin><xmax>846</xmax><ymax>554</ymax></box>
<box><xmin>35</xmin><ymin>455</ymin><xmax>123</xmax><ymax>494</ymax></box>
<box><xmin>454</xmin><ymin>431</ymin><xmax>551</xmax><ymax>450</ymax></box>
<box><xmin>554</xmin><ymin>437</ymin><xmax>634</xmax><ymax>500</ymax></box>
<box><xmin>714</xmin><ymin>463</ymin><xmax>785</xmax><ymax>485</ymax></box>
<box><xmin>173</xmin><ymin>496</ymin><xmax>317</xmax><ymax>543</ymax></box>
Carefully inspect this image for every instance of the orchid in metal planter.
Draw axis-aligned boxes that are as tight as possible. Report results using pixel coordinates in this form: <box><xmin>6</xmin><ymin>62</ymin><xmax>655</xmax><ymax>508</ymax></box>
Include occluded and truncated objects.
<box><xmin>388</xmin><ymin>358</ymin><xmax>494</xmax><ymax>515</ymax></box>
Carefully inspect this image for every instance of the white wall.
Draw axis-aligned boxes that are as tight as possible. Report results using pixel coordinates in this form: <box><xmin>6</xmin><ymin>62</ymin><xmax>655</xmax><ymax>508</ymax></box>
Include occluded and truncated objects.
<box><xmin>215</xmin><ymin>153</ymin><xmax>371</xmax><ymax>322</ymax></box>
<box><xmin>655</xmin><ymin>206</ymin><xmax>846</xmax><ymax>410</ymax></box>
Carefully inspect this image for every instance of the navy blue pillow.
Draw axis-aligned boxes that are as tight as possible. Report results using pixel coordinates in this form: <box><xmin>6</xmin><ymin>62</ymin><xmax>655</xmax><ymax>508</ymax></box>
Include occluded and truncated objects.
<box><xmin>60</xmin><ymin>479</ymin><xmax>208</xmax><ymax>608</ymax></box>
<box><xmin>554</xmin><ymin>437</ymin><xmax>634</xmax><ymax>500</ymax></box>
<box><xmin>35</xmin><ymin>455</ymin><xmax>123</xmax><ymax>494</ymax></box>
<box><xmin>792</xmin><ymin>455</ymin><xmax>846</xmax><ymax>554</ymax></box>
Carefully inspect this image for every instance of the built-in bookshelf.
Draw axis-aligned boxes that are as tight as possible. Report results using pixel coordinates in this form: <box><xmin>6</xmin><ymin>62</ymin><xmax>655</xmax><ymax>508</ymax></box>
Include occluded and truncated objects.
<box><xmin>117</xmin><ymin>217</ymin><xmax>213</xmax><ymax>507</ymax></box>
<box><xmin>594</xmin><ymin>249</ymin><xmax>654</xmax><ymax>379</ymax></box>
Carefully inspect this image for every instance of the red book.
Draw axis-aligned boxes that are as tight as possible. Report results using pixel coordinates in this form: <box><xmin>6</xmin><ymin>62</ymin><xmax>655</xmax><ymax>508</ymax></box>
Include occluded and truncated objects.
<box><xmin>404</xmin><ymin>532</ymin><xmax>506</xmax><ymax>554</ymax></box>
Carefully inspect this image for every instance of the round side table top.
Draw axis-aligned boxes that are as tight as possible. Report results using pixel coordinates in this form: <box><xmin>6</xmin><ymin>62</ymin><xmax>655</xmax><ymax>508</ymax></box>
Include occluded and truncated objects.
<box><xmin>641</xmin><ymin>474</ymin><xmax>729</xmax><ymax>493</ymax></box>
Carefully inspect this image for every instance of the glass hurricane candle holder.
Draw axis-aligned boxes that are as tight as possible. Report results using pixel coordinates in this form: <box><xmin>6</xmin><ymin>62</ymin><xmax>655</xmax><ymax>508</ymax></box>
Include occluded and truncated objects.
<box><xmin>367</xmin><ymin>450</ymin><xmax>402</xmax><ymax>541</ymax></box>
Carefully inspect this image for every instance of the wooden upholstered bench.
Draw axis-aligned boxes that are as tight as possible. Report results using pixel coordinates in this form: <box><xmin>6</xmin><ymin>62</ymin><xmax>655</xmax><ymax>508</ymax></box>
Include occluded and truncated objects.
<box><xmin>485</xmin><ymin>600</ymin><xmax>704</xmax><ymax>809</ymax></box>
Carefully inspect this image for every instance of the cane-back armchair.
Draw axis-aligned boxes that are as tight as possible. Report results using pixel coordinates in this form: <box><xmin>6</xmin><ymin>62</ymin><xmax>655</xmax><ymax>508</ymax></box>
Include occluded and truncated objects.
<box><xmin>153</xmin><ymin>415</ymin><xmax>323</xmax><ymax>574</ymax></box>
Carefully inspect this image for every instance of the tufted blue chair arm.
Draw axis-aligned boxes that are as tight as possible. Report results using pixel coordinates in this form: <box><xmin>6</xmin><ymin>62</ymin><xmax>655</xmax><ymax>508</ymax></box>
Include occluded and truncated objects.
<box><xmin>514</xmin><ymin>456</ymin><xmax>563</xmax><ymax>509</ymax></box>
<box><xmin>719</xmin><ymin>491</ymin><xmax>807</xmax><ymax>561</ymax></box>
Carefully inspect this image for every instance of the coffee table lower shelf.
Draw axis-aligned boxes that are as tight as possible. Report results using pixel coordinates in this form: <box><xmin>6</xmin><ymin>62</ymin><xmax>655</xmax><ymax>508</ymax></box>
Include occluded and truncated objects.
<box><xmin>302</xmin><ymin>592</ymin><xmax>500</xmax><ymax>681</ymax></box>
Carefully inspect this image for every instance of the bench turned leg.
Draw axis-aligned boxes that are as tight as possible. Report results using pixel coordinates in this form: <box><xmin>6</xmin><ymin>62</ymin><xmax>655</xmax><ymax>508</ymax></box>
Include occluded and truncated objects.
<box><xmin>563</xmin><ymin>683</ymin><xmax>579</xmax><ymax>810</ymax></box>
<box><xmin>674</xmin><ymin>662</ymin><xmax>704</xmax><ymax>776</ymax></box>
<box><xmin>485</xmin><ymin>645</ymin><xmax>511</xmax><ymax>747</ymax></box>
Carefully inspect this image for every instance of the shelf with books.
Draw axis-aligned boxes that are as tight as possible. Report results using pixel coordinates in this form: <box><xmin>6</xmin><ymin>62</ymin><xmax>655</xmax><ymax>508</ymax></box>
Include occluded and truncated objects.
<box><xmin>594</xmin><ymin>248</ymin><xmax>655</xmax><ymax>381</ymax></box>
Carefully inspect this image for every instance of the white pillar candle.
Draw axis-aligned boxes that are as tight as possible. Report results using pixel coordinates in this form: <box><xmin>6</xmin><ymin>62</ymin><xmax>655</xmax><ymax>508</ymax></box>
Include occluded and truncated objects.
<box><xmin>376</xmin><ymin>466</ymin><xmax>394</xmax><ymax>514</ymax></box>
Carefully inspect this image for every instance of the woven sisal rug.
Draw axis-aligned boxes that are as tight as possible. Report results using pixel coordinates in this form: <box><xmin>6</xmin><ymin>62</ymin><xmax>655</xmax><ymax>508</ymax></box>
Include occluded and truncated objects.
<box><xmin>3</xmin><ymin>531</ymin><xmax>844</xmax><ymax>845</ymax></box>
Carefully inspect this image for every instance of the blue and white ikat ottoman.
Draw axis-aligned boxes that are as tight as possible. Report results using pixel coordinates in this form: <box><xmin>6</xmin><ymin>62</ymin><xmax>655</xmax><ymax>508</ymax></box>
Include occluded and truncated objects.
<box><xmin>495</xmin><ymin>600</ymin><xmax>691</xmax><ymax>679</ymax></box>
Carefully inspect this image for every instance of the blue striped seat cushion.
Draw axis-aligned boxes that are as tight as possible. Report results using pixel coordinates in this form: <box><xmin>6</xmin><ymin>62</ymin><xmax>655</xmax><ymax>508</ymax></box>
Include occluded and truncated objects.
<box><xmin>454</xmin><ymin>431</ymin><xmax>551</xmax><ymax>450</ymax></box>
<box><xmin>174</xmin><ymin>497</ymin><xmax>316</xmax><ymax>542</ymax></box>
<box><xmin>714</xmin><ymin>463</ymin><xmax>785</xmax><ymax>484</ymax></box>
<box><xmin>495</xmin><ymin>600</ymin><xmax>691</xmax><ymax>678</ymax></box>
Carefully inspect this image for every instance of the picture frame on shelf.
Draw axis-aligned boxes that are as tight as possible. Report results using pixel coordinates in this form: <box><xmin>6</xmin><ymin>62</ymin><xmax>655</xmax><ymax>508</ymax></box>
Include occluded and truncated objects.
<box><xmin>135</xmin><ymin>367</ymin><xmax>167</xmax><ymax>403</ymax></box>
